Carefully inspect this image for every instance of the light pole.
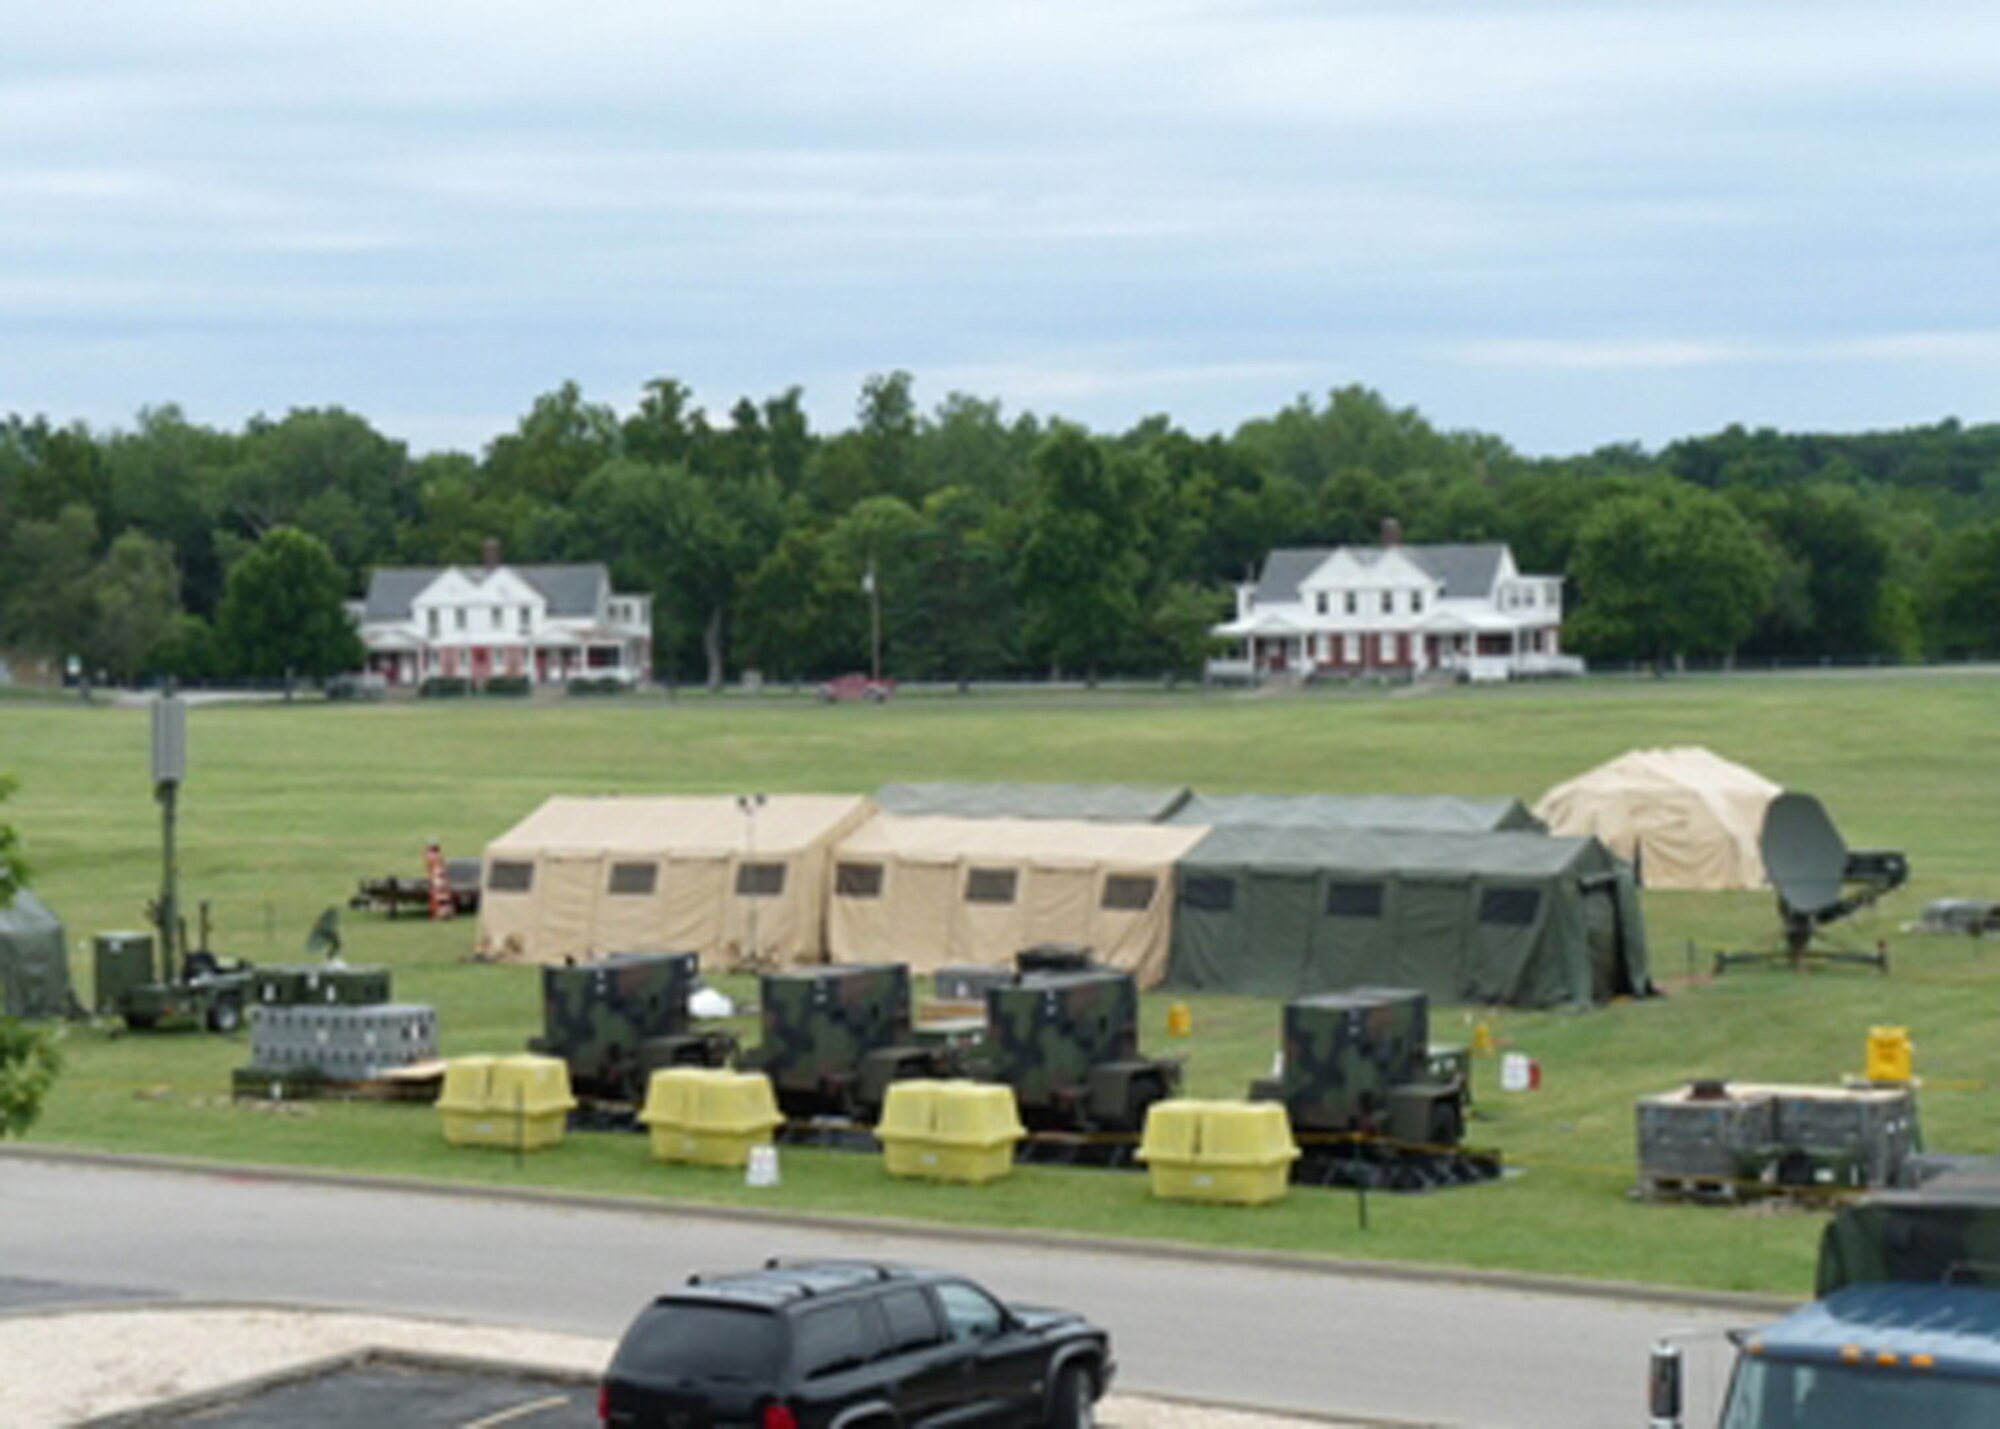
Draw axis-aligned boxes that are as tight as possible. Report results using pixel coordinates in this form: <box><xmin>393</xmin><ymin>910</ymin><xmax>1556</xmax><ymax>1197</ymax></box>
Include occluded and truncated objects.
<box><xmin>736</xmin><ymin>792</ymin><xmax>767</xmax><ymax>969</ymax></box>
<box><xmin>862</xmin><ymin>559</ymin><xmax>881</xmax><ymax>682</ymax></box>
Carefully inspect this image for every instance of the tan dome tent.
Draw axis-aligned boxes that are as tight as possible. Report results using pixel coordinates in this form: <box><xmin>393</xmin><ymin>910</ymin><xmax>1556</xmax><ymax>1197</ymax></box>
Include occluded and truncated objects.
<box><xmin>477</xmin><ymin>794</ymin><xmax>874</xmax><ymax>966</ymax></box>
<box><xmin>827</xmin><ymin>815</ymin><xmax>1210</xmax><ymax>987</ymax></box>
<box><xmin>1534</xmin><ymin>748</ymin><xmax>1781</xmax><ymax>891</ymax></box>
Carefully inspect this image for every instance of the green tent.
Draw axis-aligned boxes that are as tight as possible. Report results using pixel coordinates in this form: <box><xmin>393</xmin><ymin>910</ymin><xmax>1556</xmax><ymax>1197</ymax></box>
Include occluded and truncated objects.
<box><xmin>1167</xmin><ymin>827</ymin><xmax>1649</xmax><ymax>1006</ymax></box>
<box><xmin>1168</xmin><ymin>792</ymin><xmax>1544</xmax><ymax>834</ymax></box>
<box><xmin>874</xmin><ymin>782</ymin><xmax>1192</xmax><ymax>823</ymax></box>
<box><xmin>0</xmin><ymin>887</ymin><xmax>79</xmax><ymax>1019</ymax></box>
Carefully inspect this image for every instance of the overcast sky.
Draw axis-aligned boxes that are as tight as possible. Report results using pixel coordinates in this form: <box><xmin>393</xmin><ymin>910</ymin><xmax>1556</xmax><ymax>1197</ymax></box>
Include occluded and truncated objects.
<box><xmin>6</xmin><ymin>1</ymin><xmax>1999</xmax><ymax>455</ymax></box>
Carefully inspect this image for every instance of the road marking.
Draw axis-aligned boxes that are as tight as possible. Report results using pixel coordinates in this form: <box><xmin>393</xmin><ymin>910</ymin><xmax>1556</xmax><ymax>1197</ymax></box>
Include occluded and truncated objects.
<box><xmin>461</xmin><ymin>1392</ymin><xmax>574</xmax><ymax>1428</ymax></box>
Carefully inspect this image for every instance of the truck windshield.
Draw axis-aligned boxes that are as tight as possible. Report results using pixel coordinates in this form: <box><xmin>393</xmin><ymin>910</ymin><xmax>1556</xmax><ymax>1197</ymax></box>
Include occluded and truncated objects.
<box><xmin>1722</xmin><ymin>1358</ymin><xmax>2000</xmax><ymax>1429</ymax></box>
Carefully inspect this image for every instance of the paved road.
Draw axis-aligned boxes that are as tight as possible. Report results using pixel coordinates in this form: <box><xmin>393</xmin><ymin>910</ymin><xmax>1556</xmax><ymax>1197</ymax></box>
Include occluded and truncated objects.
<box><xmin>0</xmin><ymin>1156</ymin><xmax>1758</xmax><ymax>1427</ymax></box>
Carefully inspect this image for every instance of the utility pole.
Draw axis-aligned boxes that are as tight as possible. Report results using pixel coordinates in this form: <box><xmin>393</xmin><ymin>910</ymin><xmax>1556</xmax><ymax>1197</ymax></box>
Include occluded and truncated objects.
<box><xmin>736</xmin><ymin>792</ymin><xmax>766</xmax><ymax>969</ymax></box>
<box><xmin>863</xmin><ymin>559</ymin><xmax>882</xmax><ymax>682</ymax></box>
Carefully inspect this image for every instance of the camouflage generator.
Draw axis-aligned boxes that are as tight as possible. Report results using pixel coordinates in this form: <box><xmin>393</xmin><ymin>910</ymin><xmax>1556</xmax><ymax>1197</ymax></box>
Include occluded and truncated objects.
<box><xmin>747</xmin><ymin>963</ymin><xmax>960</xmax><ymax>1120</ymax></box>
<box><xmin>528</xmin><ymin>952</ymin><xmax>736</xmax><ymax>1102</ymax></box>
<box><xmin>981</xmin><ymin>967</ymin><xmax>1180</xmax><ymax>1133</ymax></box>
<box><xmin>1252</xmin><ymin>987</ymin><xmax>1467</xmax><ymax>1148</ymax></box>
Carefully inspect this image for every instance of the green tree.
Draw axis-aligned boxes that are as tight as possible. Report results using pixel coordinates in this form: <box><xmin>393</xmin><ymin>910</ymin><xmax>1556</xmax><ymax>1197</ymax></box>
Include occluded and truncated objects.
<box><xmin>0</xmin><ymin>504</ymin><xmax>98</xmax><ymax>690</ymax></box>
<box><xmin>79</xmin><ymin>531</ymin><xmax>182</xmax><ymax>683</ymax></box>
<box><xmin>1567</xmin><ymin>484</ymin><xmax>1775</xmax><ymax>667</ymax></box>
<box><xmin>1924</xmin><ymin>520</ymin><xmax>2000</xmax><ymax>656</ymax></box>
<box><xmin>0</xmin><ymin>1018</ymin><xmax>61</xmax><ymax>1139</ymax></box>
<box><xmin>484</xmin><ymin>382</ymin><xmax>620</xmax><ymax>505</ymax></box>
<box><xmin>1015</xmin><ymin>426</ymin><xmax>1145</xmax><ymax>681</ymax></box>
<box><xmin>0</xmin><ymin>774</ymin><xmax>26</xmax><ymax>906</ymax></box>
<box><xmin>216</xmin><ymin>527</ymin><xmax>364</xmax><ymax>694</ymax></box>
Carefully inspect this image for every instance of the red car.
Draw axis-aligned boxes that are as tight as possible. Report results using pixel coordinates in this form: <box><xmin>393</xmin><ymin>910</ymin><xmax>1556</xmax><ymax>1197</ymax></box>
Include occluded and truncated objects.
<box><xmin>817</xmin><ymin>673</ymin><xmax>895</xmax><ymax>703</ymax></box>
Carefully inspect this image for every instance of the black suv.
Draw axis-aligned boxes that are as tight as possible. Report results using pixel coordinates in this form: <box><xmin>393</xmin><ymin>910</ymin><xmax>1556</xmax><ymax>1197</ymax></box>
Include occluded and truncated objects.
<box><xmin>600</xmin><ymin>1259</ymin><xmax>1113</xmax><ymax>1428</ymax></box>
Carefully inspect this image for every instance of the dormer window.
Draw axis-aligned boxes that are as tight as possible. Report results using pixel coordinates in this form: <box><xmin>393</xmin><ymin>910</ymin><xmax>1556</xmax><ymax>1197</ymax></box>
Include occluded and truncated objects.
<box><xmin>1379</xmin><ymin>591</ymin><xmax>1392</xmax><ymax>615</ymax></box>
<box><xmin>519</xmin><ymin>606</ymin><xmax>531</xmax><ymax>633</ymax></box>
<box><xmin>1344</xmin><ymin>592</ymin><xmax>1357</xmax><ymax>616</ymax></box>
<box><xmin>1315</xmin><ymin>592</ymin><xmax>1328</xmax><ymax>616</ymax></box>
<box><xmin>1412</xmin><ymin>591</ymin><xmax>1424</xmax><ymax>614</ymax></box>
<box><xmin>491</xmin><ymin>605</ymin><xmax>503</xmax><ymax>630</ymax></box>
<box><xmin>455</xmin><ymin>608</ymin><xmax>467</xmax><ymax>632</ymax></box>
<box><xmin>427</xmin><ymin>609</ymin><xmax>439</xmax><ymax>638</ymax></box>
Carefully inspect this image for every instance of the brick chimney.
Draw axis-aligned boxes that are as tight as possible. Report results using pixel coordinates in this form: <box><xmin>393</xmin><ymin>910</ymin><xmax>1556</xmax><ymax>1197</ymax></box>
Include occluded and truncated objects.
<box><xmin>481</xmin><ymin>537</ymin><xmax>502</xmax><ymax>570</ymax></box>
<box><xmin>1380</xmin><ymin>517</ymin><xmax>1403</xmax><ymax>548</ymax></box>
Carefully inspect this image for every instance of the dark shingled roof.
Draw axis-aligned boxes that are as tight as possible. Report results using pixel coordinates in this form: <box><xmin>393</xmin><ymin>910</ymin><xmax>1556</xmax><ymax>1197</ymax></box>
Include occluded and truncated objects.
<box><xmin>1250</xmin><ymin>543</ymin><xmax>1509</xmax><ymax>604</ymax></box>
<box><xmin>362</xmin><ymin>564</ymin><xmax>612</xmax><ymax>621</ymax></box>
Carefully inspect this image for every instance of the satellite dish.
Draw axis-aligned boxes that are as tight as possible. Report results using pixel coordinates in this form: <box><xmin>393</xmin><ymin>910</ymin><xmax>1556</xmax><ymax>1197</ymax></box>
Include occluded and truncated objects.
<box><xmin>1761</xmin><ymin>792</ymin><xmax>1848</xmax><ymax>917</ymax></box>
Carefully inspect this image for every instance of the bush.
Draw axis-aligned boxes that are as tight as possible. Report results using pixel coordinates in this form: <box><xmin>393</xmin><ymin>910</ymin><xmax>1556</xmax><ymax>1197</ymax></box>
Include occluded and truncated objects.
<box><xmin>483</xmin><ymin>675</ymin><xmax>531</xmax><ymax>697</ymax></box>
<box><xmin>566</xmin><ymin>677</ymin><xmax>627</xmax><ymax>697</ymax></box>
<box><xmin>419</xmin><ymin>676</ymin><xmax>470</xmax><ymax>699</ymax></box>
<box><xmin>0</xmin><ymin>1019</ymin><xmax>62</xmax><ymax>1138</ymax></box>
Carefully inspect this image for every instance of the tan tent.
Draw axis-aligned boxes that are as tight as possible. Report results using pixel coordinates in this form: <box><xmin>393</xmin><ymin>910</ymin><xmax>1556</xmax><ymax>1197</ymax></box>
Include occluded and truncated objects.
<box><xmin>826</xmin><ymin>815</ymin><xmax>1210</xmax><ymax>987</ymax></box>
<box><xmin>1533</xmin><ymin>748</ymin><xmax>1781</xmax><ymax>890</ymax></box>
<box><xmin>476</xmin><ymin>795</ymin><xmax>874</xmax><ymax>966</ymax></box>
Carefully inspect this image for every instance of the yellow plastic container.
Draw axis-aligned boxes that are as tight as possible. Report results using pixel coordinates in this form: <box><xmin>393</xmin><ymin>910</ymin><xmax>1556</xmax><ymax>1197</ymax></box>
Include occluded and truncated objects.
<box><xmin>1166</xmin><ymin>1002</ymin><xmax>1193</xmax><ymax>1038</ymax></box>
<box><xmin>878</xmin><ymin>1080</ymin><xmax>1024</xmax><ymax>1184</ymax></box>
<box><xmin>1138</xmin><ymin>1099</ymin><xmax>1299</xmax><ymax>1206</ymax></box>
<box><xmin>641</xmin><ymin>1067</ymin><xmax>783</xmax><ymax>1168</ymax></box>
<box><xmin>437</xmin><ymin>1054</ymin><xmax>575</xmax><ymax>1151</ymax></box>
<box><xmin>1867</xmin><ymin>1026</ymin><xmax>1913</xmax><ymax>1083</ymax></box>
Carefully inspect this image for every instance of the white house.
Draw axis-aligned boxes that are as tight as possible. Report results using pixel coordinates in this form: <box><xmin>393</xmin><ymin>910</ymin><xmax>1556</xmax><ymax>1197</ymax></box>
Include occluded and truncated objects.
<box><xmin>349</xmin><ymin>542</ymin><xmax>652</xmax><ymax>689</ymax></box>
<box><xmin>1210</xmin><ymin>522</ymin><xmax>1579</xmax><ymax>683</ymax></box>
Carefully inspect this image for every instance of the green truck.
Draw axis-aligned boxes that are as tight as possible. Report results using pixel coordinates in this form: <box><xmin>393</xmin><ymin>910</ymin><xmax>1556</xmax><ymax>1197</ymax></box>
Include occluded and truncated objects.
<box><xmin>1654</xmin><ymin>1179</ymin><xmax>2000</xmax><ymax>1426</ymax></box>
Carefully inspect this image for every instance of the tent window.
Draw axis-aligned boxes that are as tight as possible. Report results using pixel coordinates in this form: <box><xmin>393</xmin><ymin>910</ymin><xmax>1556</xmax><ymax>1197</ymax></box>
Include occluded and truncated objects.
<box><xmin>1182</xmin><ymin>876</ymin><xmax>1235</xmax><ymax>913</ymax></box>
<box><xmin>964</xmin><ymin>868</ymin><xmax>1018</xmax><ymax>905</ymax></box>
<box><xmin>836</xmin><ymin>862</ymin><xmax>884</xmax><ymax>899</ymax></box>
<box><xmin>1324</xmin><ymin>881</ymin><xmax>1384</xmax><ymax>919</ymax></box>
<box><xmin>736</xmin><ymin>862</ymin><xmax>786</xmax><ymax>897</ymax></box>
<box><xmin>487</xmin><ymin>861</ymin><xmax>533</xmax><ymax>894</ymax></box>
<box><xmin>1479</xmin><ymin>887</ymin><xmax>1541</xmax><ymax>927</ymax></box>
<box><xmin>1101</xmin><ymin>875</ymin><xmax>1156</xmax><ymax>912</ymax></box>
<box><xmin>606</xmin><ymin>862</ymin><xmax>657</xmax><ymax>897</ymax></box>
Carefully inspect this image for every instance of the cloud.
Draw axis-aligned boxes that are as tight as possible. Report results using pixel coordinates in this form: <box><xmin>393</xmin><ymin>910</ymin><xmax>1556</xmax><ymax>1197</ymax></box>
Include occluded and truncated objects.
<box><xmin>1452</xmin><ymin>331</ymin><xmax>2000</xmax><ymax>371</ymax></box>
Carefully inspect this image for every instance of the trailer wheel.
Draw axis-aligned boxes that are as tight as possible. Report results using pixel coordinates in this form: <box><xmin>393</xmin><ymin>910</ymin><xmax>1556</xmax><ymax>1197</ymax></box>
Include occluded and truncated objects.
<box><xmin>1428</xmin><ymin>1098</ymin><xmax>1462</xmax><ymax>1149</ymax></box>
<box><xmin>207</xmin><ymin>999</ymin><xmax>243</xmax><ymax>1034</ymax></box>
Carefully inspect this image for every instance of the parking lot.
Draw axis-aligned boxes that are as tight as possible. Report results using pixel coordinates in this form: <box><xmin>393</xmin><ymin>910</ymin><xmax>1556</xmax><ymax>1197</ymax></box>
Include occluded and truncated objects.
<box><xmin>145</xmin><ymin>1363</ymin><xmax>594</xmax><ymax>1428</ymax></box>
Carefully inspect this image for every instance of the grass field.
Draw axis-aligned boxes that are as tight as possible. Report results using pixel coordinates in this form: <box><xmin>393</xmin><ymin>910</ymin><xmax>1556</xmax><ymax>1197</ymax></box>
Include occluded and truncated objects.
<box><xmin>3</xmin><ymin>672</ymin><xmax>1997</xmax><ymax>1296</ymax></box>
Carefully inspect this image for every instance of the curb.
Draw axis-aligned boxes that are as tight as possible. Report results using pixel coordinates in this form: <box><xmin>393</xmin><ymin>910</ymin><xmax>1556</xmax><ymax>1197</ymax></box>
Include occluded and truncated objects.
<box><xmin>1</xmin><ymin>1143</ymin><xmax>1796</xmax><ymax>1316</ymax></box>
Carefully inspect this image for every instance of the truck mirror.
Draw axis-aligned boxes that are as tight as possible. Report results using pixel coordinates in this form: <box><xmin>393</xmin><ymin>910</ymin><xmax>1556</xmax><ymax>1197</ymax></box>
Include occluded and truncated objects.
<box><xmin>1649</xmin><ymin>1340</ymin><xmax>1683</xmax><ymax>1426</ymax></box>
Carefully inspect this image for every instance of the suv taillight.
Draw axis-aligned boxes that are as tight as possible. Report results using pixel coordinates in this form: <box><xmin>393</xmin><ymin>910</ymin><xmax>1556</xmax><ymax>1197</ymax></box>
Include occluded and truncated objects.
<box><xmin>761</xmin><ymin>1404</ymin><xmax>798</xmax><ymax>1429</ymax></box>
<box><xmin>596</xmin><ymin>1383</ymin><xmax>610</xmax><ymax>1424</ymax></box>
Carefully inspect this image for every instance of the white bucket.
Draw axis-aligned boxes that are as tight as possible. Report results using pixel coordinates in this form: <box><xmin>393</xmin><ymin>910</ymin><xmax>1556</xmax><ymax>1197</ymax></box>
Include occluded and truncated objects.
<box><xmin>745</xmin><ymin>1144</ymin><xmax>781</xmax><ymax>1188</ymax></box>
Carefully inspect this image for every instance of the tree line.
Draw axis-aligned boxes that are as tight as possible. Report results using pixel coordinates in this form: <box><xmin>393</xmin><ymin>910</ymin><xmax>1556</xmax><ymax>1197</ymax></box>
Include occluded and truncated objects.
<box><xmin>2</xmin><ymin>377</ymin><xmax>1998</xmax><ymax>688</ymax></box>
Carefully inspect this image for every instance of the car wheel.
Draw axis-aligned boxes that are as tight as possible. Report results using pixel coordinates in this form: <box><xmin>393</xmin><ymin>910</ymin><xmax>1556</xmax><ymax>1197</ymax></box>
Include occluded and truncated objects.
<box><xmin>1047</xmin><ymin>1364</ymin><xmax>1093</xmax><ymax>1429</ymax></box>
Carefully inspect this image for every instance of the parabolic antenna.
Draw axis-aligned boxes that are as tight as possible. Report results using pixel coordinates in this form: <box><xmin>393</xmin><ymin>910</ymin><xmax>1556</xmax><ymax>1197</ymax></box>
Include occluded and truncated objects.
<box><xmin>1761</xmin><ymin>792</ymin><xmax>1848</xmax><ymax>918</ymax></box>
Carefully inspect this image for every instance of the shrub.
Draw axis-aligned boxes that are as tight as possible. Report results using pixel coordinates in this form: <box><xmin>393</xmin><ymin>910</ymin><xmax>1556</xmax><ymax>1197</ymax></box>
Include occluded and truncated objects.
<box><xmin>483</xmin><ymin>675</ymin><xmax>531</xmax><ymax>697</ymax></box>
<box><xmin>566</xmin><ymin>677</ymin><xmax>627</xmax><ymax>697</ymax></box>
<box><xmin>419</xmin><ymin>676</ymin><xmax>470</xmax><ymax>698</ymax></box>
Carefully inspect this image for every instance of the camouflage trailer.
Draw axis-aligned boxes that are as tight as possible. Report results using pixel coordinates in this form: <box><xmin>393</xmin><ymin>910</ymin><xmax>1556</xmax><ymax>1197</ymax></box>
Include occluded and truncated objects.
<box><xmin>980</xmin><ymin>968</ymin><xmax>1180</xmax><ymax>1133</ymax></box>
<box><xmin>528</xmin><ymin>952</ymin><xmax>735</xmax><ymax>1101</ymax></box>
<box><xmin>748</xmin><ymin>963</ymin><xmax>958</xmax><ymax>1119</ymax></box>
<box><xmin>1252</xmin><ymin>987</ymin><xmax>1465</xmax><ymax>1147</ymax></box>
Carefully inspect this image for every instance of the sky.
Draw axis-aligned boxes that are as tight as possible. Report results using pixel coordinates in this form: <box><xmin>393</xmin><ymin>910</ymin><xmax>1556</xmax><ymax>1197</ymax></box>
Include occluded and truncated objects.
<box><xmin>5</xmin><ymin>0</ymin><xmax>2000</xmax><ymax>456</ymax></box>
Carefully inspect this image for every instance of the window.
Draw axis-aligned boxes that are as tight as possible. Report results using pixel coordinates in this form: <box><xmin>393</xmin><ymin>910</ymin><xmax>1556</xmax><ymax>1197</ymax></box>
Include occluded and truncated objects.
<box><xmin>519</xmin><ymin>606</ymin><xmax>531</xmax><ymax>633</ymax></box>
<box><xmin>610</xmin><ymin>1304</ymin><xmax>782</xmax><ymax>1383</ymax></box>
<box><xmin>455</xmin><ymin>608</ymin><xmax>467</xmax><ymax>631</ymax></box>
<box><xmin>1181</xmin><ymin>876</ymin><xmax>1236</xmax><ymax>913</ymax></box>
<box><xmin>835</xmin><ymin>862</ymin><xmax>884</xmax><ymax>898</ymax></box>
<box><xmin>934</xmin><ymin>1282</ymin><xmax>1006</xmax><ymax>1342</ymax></box>
<box><xmin>426</xmin><ymin>609</ymin><xmax>439</xmax><ymax>638</ymax></box>
<box><xmin>735</xmin><ymin>862</ymin><xmax>786</xmax><ymax>897</ymax></box>
<box><xmin>487</xmin><ymin>861</ymin><xmax>533</xmax><ymax>893</ymax></box>
<box><xmin>491</xmin><ymin>605</ymin><xmax>503</xmax><ymax>630</ymax></box>
<box><xmin>964</xmin><ymin>868</ymin><xmax>1018</xmax><ymax>904</ymax></box>
<box><xmin>1412</xmin><ymin>591</ymin><xmax>1424</xmax><ymax>613</ymax></box>
<box><xmin>1325</xmin><ymin>881</ymin><xmax>1384</xmax><ymax>918</ymax></box>
<box><xmin>1315</xmin><ymin>592</ymin><xmax>1328</xmax><ymax>615</ymax></box>
<box><xmin>606</xmin><ymin>862</ymin><xmax>657</xmax><ymax>897</ymax></box>
<box><xmin>1344</xmin><ymin>591</ymin><xmax>1357</xmax><ymax>616</ymax></box>
<box><xmin>879</xmin><ymin>1288</ymin><xmax>947</xmax><ymax>1353</ymax></box>
<box><xmin>795</xmin><ymin>1303</ymin><xmax>878</xmax><ymax>1379</ymax></box>
<box><xmin>1479</xmin><ymin>887</ymin><xmax>1542</xmax><ymax>927</ymax></box>
<box><xmin>1101</xmin><ymin>875</ymin><xmax>1156</xmax><ymax>912</ymax></box>
<box><xmin>1380</xmin><ymin>591</ymin><xmax>1392</xmax><ymax>614</ymax></box>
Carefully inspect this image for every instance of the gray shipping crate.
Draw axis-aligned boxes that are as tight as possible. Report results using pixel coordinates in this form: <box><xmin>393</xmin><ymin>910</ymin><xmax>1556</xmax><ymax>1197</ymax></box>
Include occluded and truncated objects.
<box><xmin>1763</xmin><ymin>1084</ymin><xmax>1919</xmax><ymax>1187</ymax></box>
<box><xmin>249</xmin><ymin>1003</ymin><xmax>438</xmax><ymax>1080</ymax></box>
<box><xmin>934</xmin><ymin>965</ymin><xmax>1014</xmax><ymax>1001</ymax></box>
<box><xmin>1637</xmin><ymin>1086</ymin><xmax>1777</xmax><ymax>1181</ymax></box>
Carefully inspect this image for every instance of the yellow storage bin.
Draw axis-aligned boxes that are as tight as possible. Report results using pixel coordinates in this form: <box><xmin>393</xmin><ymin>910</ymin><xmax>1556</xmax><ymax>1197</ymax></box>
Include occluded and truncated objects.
<box><xmin>437</xmin><ymin>1054</ymin><xmax>575</xmax><ymax>1152</ymax></box>
<box><xmin>878</xmin><ymin>1080</ymin><xmax>1023</xmax><ymax>1185</ymax></box>
<box><xmin>1138</xmin><ymin>1099</ymin><xmax>1299</xmax><ymax>1206</ymax></box>
<box><xmin>641</xmin><ymin>1067</ymin><xmax>783</xmax><ymax>1168</ymax></box>
<box><xmin>1867</xmin><ymin>1026</ymin><xmax>1913</xmax><ymax>1083</ymax></box>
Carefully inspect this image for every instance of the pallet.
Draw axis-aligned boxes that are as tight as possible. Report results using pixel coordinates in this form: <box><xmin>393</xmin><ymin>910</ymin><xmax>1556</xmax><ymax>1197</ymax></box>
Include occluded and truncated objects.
<box><xmin>1638</xmin><ymin>1174</ymin><xmax>1744</xmax><ymax>1204</ymax></box>
<box><xmin>231</xmin><ymin>1060</ymin><xmax>446</xmax><ymax>1104</ymax></box>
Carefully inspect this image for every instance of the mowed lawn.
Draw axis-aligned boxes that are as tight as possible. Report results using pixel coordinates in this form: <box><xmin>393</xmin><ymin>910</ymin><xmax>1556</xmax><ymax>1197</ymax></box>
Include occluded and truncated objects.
<box><xmin>3</xmin><ymin>671</ymin><xmax>1997</xmax><ymax>1296</ymax></box>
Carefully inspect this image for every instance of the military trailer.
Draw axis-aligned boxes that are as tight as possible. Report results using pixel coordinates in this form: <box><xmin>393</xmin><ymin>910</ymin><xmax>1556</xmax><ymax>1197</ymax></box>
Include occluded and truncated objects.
<box><xmin>980</xmin><ymin>966</ymin><xmax>1180</xmax><ymax>1135</ymax></box>
<box><xmin>747</xmin><ymin>962</ymin><xmax>962</xmax><ymax>1120</ymax></box>
<box><xmin>528</xmin><ymin>952</ymin><xmax>735</xmax><ymax>1102</ymax></box>
<box><xmin>1250</xmin><ymin>987</ymin><xmax>1490</xmax><ymax>1188</ymax></box>
<box><xmin>94</xmin><ymin>923</ymin><xmax>251</xmax><ymax>1033</ymax></box>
